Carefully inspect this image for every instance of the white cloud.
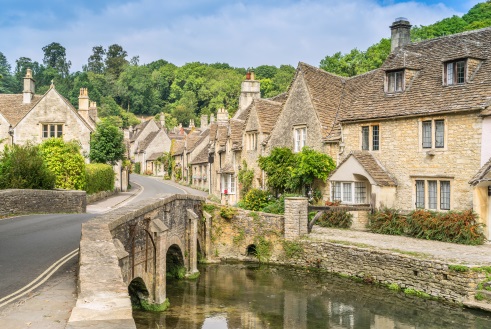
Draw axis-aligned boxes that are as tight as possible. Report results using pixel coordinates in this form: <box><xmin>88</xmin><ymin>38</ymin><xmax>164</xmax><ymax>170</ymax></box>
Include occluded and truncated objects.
<box><xmin>0</xmin><ymin>0</ymin><xmax>463</xmax><ymax>71</ymax></box>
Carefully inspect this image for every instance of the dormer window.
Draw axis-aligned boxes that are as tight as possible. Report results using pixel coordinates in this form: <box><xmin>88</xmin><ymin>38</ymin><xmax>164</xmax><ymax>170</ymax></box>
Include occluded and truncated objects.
<box><xmin>386</xmin><ymin>70</ymin><xmax>404</xmax><ymax>93</ymax></box>
<box><xmin>445</xmin><ymin>59</ymin><xmax>466</xmax><ymax>85</ymax></box>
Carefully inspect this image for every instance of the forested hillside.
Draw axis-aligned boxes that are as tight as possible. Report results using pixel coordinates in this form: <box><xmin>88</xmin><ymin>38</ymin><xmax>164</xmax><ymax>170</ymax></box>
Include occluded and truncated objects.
<box><xmin>1</xmin><ymin>1</ymin><xmax>490</xmax><ymax>128</ymax></box>
<box><xmin>320</xmin><ymin>1</ymin><xmax>491</xmax><ymax>77</ymax></box>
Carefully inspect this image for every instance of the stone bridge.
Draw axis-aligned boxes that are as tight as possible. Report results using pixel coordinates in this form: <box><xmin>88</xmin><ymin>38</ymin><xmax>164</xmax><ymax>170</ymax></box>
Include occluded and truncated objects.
<box><xmin>67</xmin><ymin>194</ymin><xmax>208</xmax><ymax>329</ymax></box>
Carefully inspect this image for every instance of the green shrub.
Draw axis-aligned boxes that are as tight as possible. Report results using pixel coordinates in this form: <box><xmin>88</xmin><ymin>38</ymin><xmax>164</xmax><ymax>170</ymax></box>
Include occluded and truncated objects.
<box><xmin>86</xmin><ymin>163</ymin><xmax>114</xmax><ymax>194</ymax></box>
<box><xmin>369</xmin><ymin>208</ymin><xmax>486</xmax><ymax>245</ymax></box>
<box><xmin>220</xmin><ymin>206</ymin><xmax>237</xmax><ymax>220</ymax></box>
<box><xmin>39</xmin><ymin>138</ymin><xmax>86</xmax><ymax>190</ymax></box>
<box><xmin>254</xmin><ymin>236</ymin><xmax>272</xmax><ymax>263</ymax></box>
<box><xmin>243</xmin><ymin>188</ymin><xmax>272</xmax><ymax>211</ymax></box>
<box><xmin>282</xmin><ymin>240</ymin><xmax>303</xmax><ymax>258</ymax></box>
<box><xmin>0</xmin><ymin>143</ymin><xmax>55</xmax><ymax>190</ymax></box>
<box><xmin>238</xmin><ymin>161</ymin><xmax>254</xmax><ymax>194</ymax></box>
<box><xmin>134</xmin><ymin>162</ymin><xmax>141</xmax><ymax>174</ymax></box>
<box><xmin>317</xmin><ymin>209</ymin><xmax>353</xmax><ymax>228</ymax></box>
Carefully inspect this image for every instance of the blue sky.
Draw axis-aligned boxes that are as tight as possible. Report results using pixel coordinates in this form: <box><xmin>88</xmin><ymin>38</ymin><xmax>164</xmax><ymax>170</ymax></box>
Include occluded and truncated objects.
<box><xmin>0</xmin><ymin>0</ymin><xmax>482</xmax><ymax>71</ymax></box>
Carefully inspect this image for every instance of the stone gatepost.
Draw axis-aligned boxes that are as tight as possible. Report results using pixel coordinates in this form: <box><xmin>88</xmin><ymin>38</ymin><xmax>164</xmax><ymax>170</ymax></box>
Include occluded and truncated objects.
<box><xmin>284</xmin><ymin>197</ymin><xmax>308</xmax><ymax>240</ymax></box>
<box><xmin>187</xmin><ymin>209</ymin><xmax>199</xmax><ymax>274</ymax></box>
<box><xmin>150</xmin><ymin>218</ymin><xmax>169</xmax><ymax>304</ymax></box>
<box><xmin>203</xmin><ymin>211</ymin><xmax>213</xmax><ymax>260</ymax></box>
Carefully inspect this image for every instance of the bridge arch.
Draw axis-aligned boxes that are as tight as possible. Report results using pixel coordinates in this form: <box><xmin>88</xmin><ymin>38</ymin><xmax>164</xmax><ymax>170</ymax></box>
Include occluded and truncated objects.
<box><xmin>128</xmin><ymin>277</ymin><xmax>150</xmax><ymax>309</ymax></box>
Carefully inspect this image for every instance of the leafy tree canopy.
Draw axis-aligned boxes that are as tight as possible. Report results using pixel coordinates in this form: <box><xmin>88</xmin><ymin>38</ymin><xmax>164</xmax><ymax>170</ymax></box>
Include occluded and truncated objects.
<box><xmin>89</xmin><ymin>119</ymin><xmax>126</xmax><ymax>165</ymax></box>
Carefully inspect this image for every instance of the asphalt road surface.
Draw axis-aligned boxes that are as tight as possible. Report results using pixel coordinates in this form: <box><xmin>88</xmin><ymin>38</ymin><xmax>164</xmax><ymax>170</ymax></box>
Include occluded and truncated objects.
<box><xmin>0</xmin><ymin>174</ymin><xmax>186</xmax><ymax>304</ymax></box>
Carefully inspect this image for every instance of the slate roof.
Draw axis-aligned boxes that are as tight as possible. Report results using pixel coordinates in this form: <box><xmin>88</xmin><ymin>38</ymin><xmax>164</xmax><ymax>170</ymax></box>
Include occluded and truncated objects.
<box><xmin>147</xmin><ymin>152</ymin><xmax>163</xmax><ymax>161</ymax></box>
<box><xmin>137</xmin><ymin>131</ymin><xmax>158</xmax><ymax>152</ymax></box>
<box><xmin>218</xmin><ymin>162</ymin><xmax>234</xmax><ymax>174</ymax></box>
<box><xmin>171</xmin><ymin>140</ymin><xmax>185</xmax><ymax>156</ymax></box>
<box><xmin>190</xmin><ymin>147</ymin><xmax>209</xmax><ymax>165</ymax></box>
<box><xmin>216</xmin><ymin>124</ymin><xmax>228</xmax><ymax>147</ymax></box>
<box><xmin>469</xmin><ymin>158</ymin><xmax>491</xmax><ymax>186</ymax></box>
<box><xmin>0</xmin><ymin>94</ymin><xmax>43</xmax><ymax>126</ymax></box>
<box><xmin>342</xmin><ymin>27</ymin><xmax>491</xmax><ymax>122</ymax></box>
<box><xmin>130</xmin><ymin>120</ymin><xmax>151</xmax><ymax>142</ymax></box>
<box><xmin>330</xmin><ymin>151</ymin><xmax>397</xmax><ymax>187</ymax></box>
<box><xmin>186</xmin><ymin>129</ymin><xmax>210</xmax><ymax>154</ymax></box>
<box><xmin>254</xmin><ymin>99</ymin><xmax>284</xmax><ymax>134</ymax></box>
<box><xmin>230</xmin><ymin>119</ymin><xmax>244</xmax><ymax>149</ymax></box>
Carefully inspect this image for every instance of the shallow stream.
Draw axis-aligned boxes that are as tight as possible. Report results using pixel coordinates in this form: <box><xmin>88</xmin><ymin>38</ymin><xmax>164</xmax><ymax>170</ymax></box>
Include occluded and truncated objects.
<box><xmin>133</xmin><ymin>263</ymin><xmax>491</xmax><ymax>329</ymax></box>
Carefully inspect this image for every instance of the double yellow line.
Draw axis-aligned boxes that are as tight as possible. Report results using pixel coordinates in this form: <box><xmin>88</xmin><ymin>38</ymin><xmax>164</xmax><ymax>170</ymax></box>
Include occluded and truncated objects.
<box><xmin>0</xmin><ymin>249</ymin><xmax>78</xmax><ymax>308</ymax></box>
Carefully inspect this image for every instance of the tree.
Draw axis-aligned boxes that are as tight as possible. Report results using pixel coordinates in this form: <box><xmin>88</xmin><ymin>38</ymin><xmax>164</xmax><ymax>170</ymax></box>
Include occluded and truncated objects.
<box><xmin>89</xmin><ymin>119</ymin><xmax>125</xmax><ymax>165</ymax></box>
<box><xmin>39</xmin><ymin>138</ymin><xmax>86</xmax><ymax>190</ymax></box>
<box><xmin>105</xmin><ymin>44</ymin><xmax>128</xmax><ymax>78</ymax></box>
<box><xmin>0</xmin><ymin>143</ymin><xmax>55</xmax><ymax>189</ymax></box>
<box><xmin>85</xmin><ymin>46</ymin><xmax>106</xmax><ymax>74</ymax></box>
<box><xmin>0</xmin><ymin>52</ymin><xmax>16</xmax><ymax>93</ymax></box>
<box><xmin>258</xmin><ymin>147</ymin><xmax>297</xmax><ymax>195</ymax></box>
<box><xmin>42</xmin><ymin>42</ymin><xmax>71</xmax><ymax>78</ymax></box>
<box><xmin>291</xmin><ymin>147</ymin><xmax>336</xmax><ymax>189</ymax></box>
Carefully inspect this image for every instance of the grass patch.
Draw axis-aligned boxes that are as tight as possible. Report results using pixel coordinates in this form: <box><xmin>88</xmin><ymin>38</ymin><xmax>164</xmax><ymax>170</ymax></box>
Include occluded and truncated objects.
<box><xmin>403</xmin><ymin>288</ymin><xmax>432</xmax><ymax>299</ymax></box>
<box><xmin>448</xmin><ymin>264</ymin><xmax>470</xmax><ymax>272</ymax></box>
<box><xmin>475</xmin><ymin>292</ymin><xmax>485</xmax><ymax>301</ymax></box>
<box><xmin>388</xmin><ymin>283</ymin><xmax>401</xmax><ymax>291</ymax></box>
<box><xmin>389</xmin><ymin>249</ymin><xmax>431</xmax><ymax>259</ymax></box>
<box><xmin>327</xmin><ymin>239</ymin><xmax>372</xmax><ymax>248</ymax></box>
<box><xmin>282</xmin><ymin>240</ymin><xmax>304</xmax><ymax>258</ymax></box>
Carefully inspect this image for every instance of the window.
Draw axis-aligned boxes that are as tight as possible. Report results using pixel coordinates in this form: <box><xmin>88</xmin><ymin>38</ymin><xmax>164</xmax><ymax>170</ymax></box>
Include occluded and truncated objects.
<box><xmin>387</xmin><ymin>70</ymin><xmax>404</xmax><ymax>93</ymax></box>
<box><xmin>361</xmin><ymin>125</ymin><xmax>380</xmax><ymax>151</ymax></box>
<box><xmin>294</xmin><ymin>126</ymin><xmax>306</xmax><ymax>152</ymax></box>
<box><xmin>445</xmin><ymin>60</ymin><xmax>466</xmax><ymax>85</ymax></box>
<box><xmin>414</xmin><ymin>179</ymin><xmax>451</xmax><ymax>210</ymax></box>
<box><xmin>421</xmin><ymin>119</ymin><xmax>445</xmax><ymax>149</ymax></box>
<box><xmin>246</xmin><ymin>132</ymin><xmax>258</xmax><ymax>150</ymax></box>
<box><xmin>221</xmin><ymin>174</ymin><xmax>235</xmax><ymax>194</ymax></box>
<box><xmin>332</xmin><ymin>181</ymin><xmax>368</xmax><ymax>204</ymax></box>
<box><xmin>42</xmin><ymin>124</ymin><xmax>63</xmax><ymax>138</ymax></box>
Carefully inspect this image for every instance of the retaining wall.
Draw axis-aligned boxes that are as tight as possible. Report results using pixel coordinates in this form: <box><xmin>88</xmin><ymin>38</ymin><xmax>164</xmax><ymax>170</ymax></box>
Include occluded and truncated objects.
<box><xmin>0</xmin><ymin>189</ymin><xmax>86</xmax><ymax>216</ymax></box>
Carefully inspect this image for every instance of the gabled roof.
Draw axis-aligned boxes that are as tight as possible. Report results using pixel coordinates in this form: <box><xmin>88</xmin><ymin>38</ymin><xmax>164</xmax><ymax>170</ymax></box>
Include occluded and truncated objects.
<box><xmin>171</xmin><ymin>140</ymin><xmax>185</xmax><ymax>156</ymax></box>
<box><xmin>0</xmin><ymin>94</ymin><xmax>43</xmax><ymax>126</ymax></box>
<box><xmin>254</xmin><ymin>99</ymin><xmax>284</xmax><ymax>134</ymax></box>
<box><xmin>130</xmin><ymin>120</ymin><xmax>151</xmax><ymax>142</ymax></box>
<box><xmin>469</xmin><ymin>158</ymin><xmax>491</xmax><ymax>186</ymax></box>
<box><xmin>343</xmin><ymin>27</ymin><xmax>491</xmax><ymax>122</ymax></box>
<box><xmin>230</xmin><ymin>119</ymin><xmax>244</xmax><ymax>149</ymax></box>
<box><xmin>137</xmin><ymin>131</ymin><xmax>158</xmax><ymax>152</ymax></box>
<box><xmin>190</xmin><ymin>146</ymin><xmax>209</xmax><ymax>165</ymax></box>
<box><xmin>297</xmin><ymin>62</ymin><xmax>347</xmax><ymax>140</ymax></box>
<box><xmin>216</xmin><ymin>124</ymin><xmax>228</xmax><ymax>147</ymax></box>
<box><xmin>185</xmin><ymin>134</ymin><xmax>204</xmax><ymax>153</ymax></box>
<box><xmin>147</xmin><ymin>152</ymin><xmax>163</xmax><ymax>161</ymax></box>
<box><xmin>330</xmin><ymin>151</ymin><xmax>397</xmax><ymax>187</ymax></box>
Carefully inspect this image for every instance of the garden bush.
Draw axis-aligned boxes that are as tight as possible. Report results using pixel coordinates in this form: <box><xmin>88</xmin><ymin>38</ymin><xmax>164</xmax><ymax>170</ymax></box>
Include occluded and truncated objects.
<box><xmin>134</xmin><ymin>162</ymin><xmax>141</xmax><ymax>174</ymax></box>
<box><xmin>317</xmin><ymin>209</ymin><xmax>353</xmax><ymax>228</ymax></box>
<box><xmin>243</xmin><ymin>188</ymin><xmax>272</xmax><ymax>211</ymax></box>
<box><xmin>0</xmin><ymin>143</ymin><xmax>55</xmax><ymax>190</ymax></box>
<box><xmin>368</xmin><ymin>208</ymin><xmax>486</xmax><ymax>245</ymax></box>
<box><xmin>85</xmin><ymin>163</ymin><xmax>115</xmax><ymax>195</ymax></box>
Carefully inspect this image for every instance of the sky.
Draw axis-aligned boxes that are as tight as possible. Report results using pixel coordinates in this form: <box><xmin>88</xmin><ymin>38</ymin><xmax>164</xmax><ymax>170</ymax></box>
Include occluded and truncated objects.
<box><xmin>0</xmin><ymin>0</ymin><xmax>483</xmax><ymax>72</ymax></box>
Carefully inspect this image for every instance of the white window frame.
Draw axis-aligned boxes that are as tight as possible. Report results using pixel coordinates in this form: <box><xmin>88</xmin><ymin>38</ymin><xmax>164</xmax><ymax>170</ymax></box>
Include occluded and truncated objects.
<box><xmin>331</xmin><ymin>181</ymin><xmax>368</xmax><ymax>204</ymax></box>
<box><xmin>42</xmin><ymin>123</ymin><xmax>63</xmax><ymax>138</ymax></box>
<box><xmin>221</xmin><ymin>174</ymin><xmax>236</xmax><ymax>195</ymax></box>
<box><xmin>361</xmin><ymin>124</ymin><xmax>380</xmax><ymax>151</ymax></box>
<box><xmin>293</xmin><ymin>126</ymin><xmax>307</xmax><ymax>153</ymax></box>
<box><xmin>414</xmin><ymin>178</ymin><xmax>451</xmax><ymax>211</ymax></box>
<box><xmin>444</xmin><ymin>59</ymin><xmax>466</xmax><ymax>85</ymax></box>
<box><xmin>419</xmin><ymin>119</ymin><xmax>446</xmax><ymax>150</ymax></box>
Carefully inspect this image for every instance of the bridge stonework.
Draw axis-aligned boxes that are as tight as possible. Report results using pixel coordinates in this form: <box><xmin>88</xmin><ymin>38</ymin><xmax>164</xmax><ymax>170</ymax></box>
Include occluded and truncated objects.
<box><xmin>67</xmin><ymin>193</ymin><xmax>206</xmax><ymax>329</ymax></box>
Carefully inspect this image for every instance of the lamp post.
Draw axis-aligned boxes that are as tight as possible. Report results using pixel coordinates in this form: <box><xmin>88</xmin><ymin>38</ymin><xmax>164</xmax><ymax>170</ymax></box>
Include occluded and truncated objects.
<box><xmin>8</xmin><ymin>124</ymin><xmax>14</xmax><ymax>145</ymax></box>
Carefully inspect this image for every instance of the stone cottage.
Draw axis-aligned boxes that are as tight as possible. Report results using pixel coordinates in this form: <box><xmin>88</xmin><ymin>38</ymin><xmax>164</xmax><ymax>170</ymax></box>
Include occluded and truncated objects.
<box><xmin>0</xmin><ymin>69</ymin><xmax>95</xmax><ymax>155</ymax></box>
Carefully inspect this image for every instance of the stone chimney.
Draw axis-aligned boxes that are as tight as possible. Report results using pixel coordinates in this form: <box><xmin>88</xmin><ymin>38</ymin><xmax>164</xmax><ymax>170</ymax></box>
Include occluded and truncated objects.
<box><xmin>89</xmin><ymin>101</ymin><xmax>98</xmax><ymax>124</ymax></box>
<box><xmin>390</xmin><ymin>17</ymin><xmax>412</xmax><ymax>52</ymax></box>
<box><xmin>23</xmin><ymin>69</ymin><xmax>35</xmax><ymax>104</ymax></box>
<box><xmin>200</xmin><ymin>114</ymin><xmax>208</xmax><ymax>129</ymax></box>
<box><xmin>217</xmin><ymin>108</ymin><xmax>228</xmax><ymax>122</ymax></box>
<box><xmin>210</xmin><ymin>114</ymin><xmax>215</xmax><ymax>124</ymax></box>
<box><xmin>78</xmin><ymin>88</ymin><xmax>90</xmax><ymax>122</ymax></box>
<box><xmin>236</xmin><ymin>69</ymin><xmax>260</xmax><ymax>118</ymax></box>
<box><xmin>160</xmin><ymin>112</ymin><xmax>165</xmax><ymax>129</ymax></box>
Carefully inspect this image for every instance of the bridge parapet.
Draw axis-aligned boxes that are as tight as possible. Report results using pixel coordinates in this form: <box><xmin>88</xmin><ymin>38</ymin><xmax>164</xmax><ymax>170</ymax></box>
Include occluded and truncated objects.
<box><xmin>67</xmin><ymin>193</ymin><xmax>206</xmax><ymax>329</ymax></box>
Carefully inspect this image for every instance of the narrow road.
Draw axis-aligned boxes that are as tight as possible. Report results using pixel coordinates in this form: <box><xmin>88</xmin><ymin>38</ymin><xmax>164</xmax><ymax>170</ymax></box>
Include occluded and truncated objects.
<box><xmin>0</xmin><ymin>175</ymin><xmax>192</xmax><ymax>306</ymax></box>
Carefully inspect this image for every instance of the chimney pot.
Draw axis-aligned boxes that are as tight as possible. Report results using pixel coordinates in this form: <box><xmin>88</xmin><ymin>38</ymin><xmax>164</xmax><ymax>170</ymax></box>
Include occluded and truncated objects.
<box><xmin>390</xmin><ymin>17</ymin><xmax>412</xmax><ymax>52</ymax></box>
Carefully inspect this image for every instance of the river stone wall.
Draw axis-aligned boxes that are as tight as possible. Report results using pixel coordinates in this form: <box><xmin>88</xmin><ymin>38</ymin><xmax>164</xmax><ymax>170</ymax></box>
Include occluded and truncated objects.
<box><xmin>0</xmin><ymin>189</ymin><xmax>86</xmax><ymax>216</ymax></box>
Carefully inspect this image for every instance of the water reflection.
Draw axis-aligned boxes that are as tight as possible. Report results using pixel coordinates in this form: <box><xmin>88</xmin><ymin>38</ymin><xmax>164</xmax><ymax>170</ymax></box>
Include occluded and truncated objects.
<box><xmin>133</xmin><ymin>263</ymin><xmax>491</xmax><ymax>329</ymax></box>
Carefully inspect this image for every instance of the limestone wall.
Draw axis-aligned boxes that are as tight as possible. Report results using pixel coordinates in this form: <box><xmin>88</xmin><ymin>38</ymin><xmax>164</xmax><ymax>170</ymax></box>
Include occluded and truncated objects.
<box><xmin>342</xmin><ymin>112</ymin><xmax>482</xmax><ymax>211</ymax></box>
<box><xmin>0</xmin><ymin>189</ymin><xmax>86</xmax><ymax>216</ymax></box>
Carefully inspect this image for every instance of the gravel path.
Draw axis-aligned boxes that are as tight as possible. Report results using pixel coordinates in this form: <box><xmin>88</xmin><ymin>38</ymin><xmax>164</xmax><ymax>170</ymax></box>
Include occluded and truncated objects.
<box><xmin>309</xmin><ymin>226</ymin><xmax>491</xmax><ymax>266</ymax></box>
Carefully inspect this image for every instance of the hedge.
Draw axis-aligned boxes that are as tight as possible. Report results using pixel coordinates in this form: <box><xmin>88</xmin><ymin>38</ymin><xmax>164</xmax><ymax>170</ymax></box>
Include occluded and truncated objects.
<box><xmin>86</xmin><ymin>163</ymin><xmax>115</xmax><ymax>195</ymax></box>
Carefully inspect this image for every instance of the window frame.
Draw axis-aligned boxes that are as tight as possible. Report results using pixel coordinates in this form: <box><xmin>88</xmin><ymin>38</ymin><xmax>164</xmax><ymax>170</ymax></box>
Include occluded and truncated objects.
<box><xmin>420</xmin><ymin>119</ymin><xmax>446</xmax><ymax>150</ymax></box>
<box><xmin>331</xmin><ymin>181</ymin><xmax>368</xmax><ymax>205</ymax></box>
<box><xmin>444</xmin><ymin>59</ymin><xmax>467</xmax><ymax>85</ymax></box>
<box><xmin>246</xmin><ymin>131</ymin><xmax>258</xmax><ymax>151</ymax></box>
<box><xmin>360</xmin><ymin>124</ymin><xmax>380</xmax><ymax>151</ymax></box>
<box><xmin>293</xmin><ymin>126</ymin><xmax>307</xmax><ymax>153</ymax></box>
<box><xmin>221</xmin><ymin>174</ymin><xmax>236</xmax><ymax>195</ymax></box>
<box><xmin>386</xmin><ymin>70</ymin><xmax>405</xmax><ymax>93</ymax></box>
<box><xmin>413</xmin><ymin>178</ymin><xmax>451</xmax><ymax>211</ymax></box>
<box><xmin>42</xmin><ymin>123</ymin><xmax>63</xmax><ymax>138</ymax></box>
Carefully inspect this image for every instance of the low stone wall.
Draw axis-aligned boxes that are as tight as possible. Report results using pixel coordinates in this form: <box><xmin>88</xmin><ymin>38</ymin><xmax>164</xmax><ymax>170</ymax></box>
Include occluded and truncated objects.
<box><xmin>0</xmin><ymin>189</ymin><xmax>86</xmax><ymax>216</ymax></box>
<box><xmin>86</xmin><ymin>189</ymin><xmax>117</xmax><ymax>204</ymax></box>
